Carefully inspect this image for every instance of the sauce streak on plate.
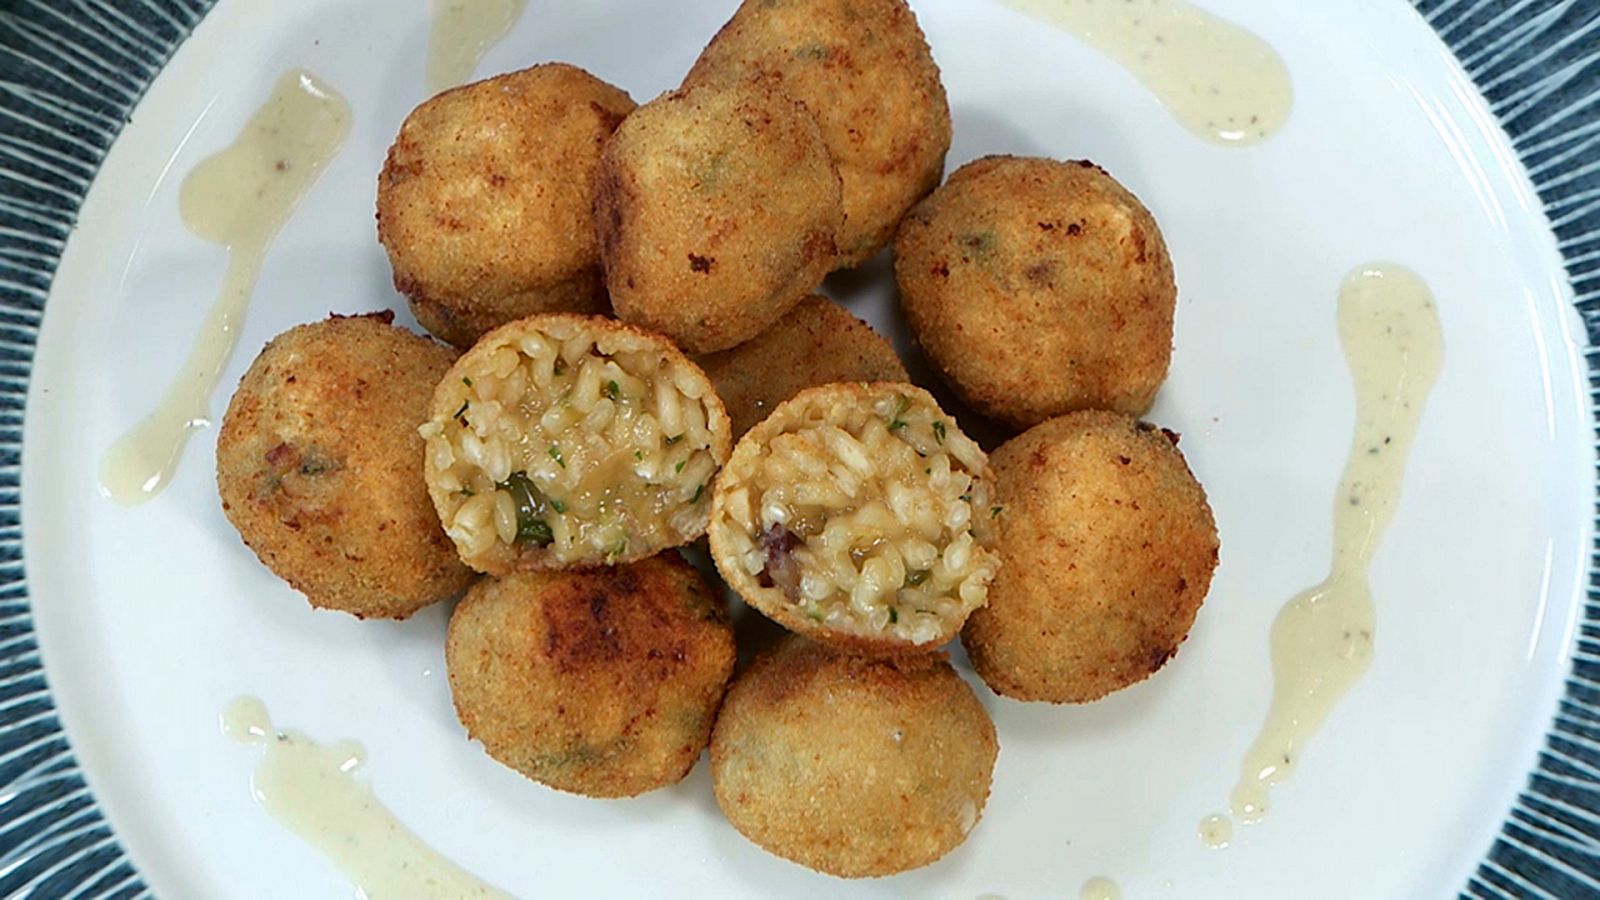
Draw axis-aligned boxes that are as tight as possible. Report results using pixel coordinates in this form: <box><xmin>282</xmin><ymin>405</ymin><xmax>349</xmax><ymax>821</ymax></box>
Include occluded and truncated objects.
<box><xmin>223</xmin><ymin>696</ymin><xmax>511</xmax><ymax>899</ymax></box>
<box><xmin>99</xmin><ymin>70</ymin><xmax>349</xmax><ymax>506</ymax></box>
<box><xmin>1208</xmin><ymin>263</ymin><xmax>1444</xmax><ymax>839</ymax></box>
<box><xmin>1004</xmin><ymin>0</ymin><xmax>1291</xmax><ymax>145</ymax></box>
<box><xmin>426</xmin><ymin>0</ymin><xmax>529</xmax><ymax>94</ymax></box>
<box><xmin>1079</xmin><ymin>875</ymin><xmax>1122</xmax><ymax>900</ymax></box>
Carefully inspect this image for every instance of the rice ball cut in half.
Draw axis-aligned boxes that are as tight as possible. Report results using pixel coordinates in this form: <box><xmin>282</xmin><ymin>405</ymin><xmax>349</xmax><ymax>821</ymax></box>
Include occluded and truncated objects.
<box><xmin>422</xmin><ymin>314</ymin><xmax>732</xmax><ymax>574</ymax></box>
<box><xmin>708</xmin><ymin>382</ymin><xmax>999</xmax><ymax>654</ymax></box>
<box><xmin>711</xmin><ymin>635</ymin><xmax>997</xmax><ymax>877</ymax></box>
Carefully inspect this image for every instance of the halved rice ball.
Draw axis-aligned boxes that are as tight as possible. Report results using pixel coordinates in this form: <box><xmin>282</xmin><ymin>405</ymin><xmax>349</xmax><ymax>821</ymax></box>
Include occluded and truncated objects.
<box><xmin>422</xmin><ymin>314</ymin><xmax>732</xmax><ymax>573</ymax></box>
<box><xmin>708</xmin><ymin>382</ymin><xmax>999</xmax><ymax>654</ymax></box>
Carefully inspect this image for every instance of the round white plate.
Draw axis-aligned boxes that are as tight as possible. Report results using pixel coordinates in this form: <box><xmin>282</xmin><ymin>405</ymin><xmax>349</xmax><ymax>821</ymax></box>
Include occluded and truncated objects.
<box><xmin>14</xmin><ymin>0</ymin><xmax>1595</xmax><ymax>896</ymax></box>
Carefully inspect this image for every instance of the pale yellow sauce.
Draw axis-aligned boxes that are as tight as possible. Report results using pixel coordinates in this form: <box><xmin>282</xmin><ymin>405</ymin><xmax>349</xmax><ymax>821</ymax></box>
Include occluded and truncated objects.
<box><xmin>426</xmin><ymin>0</ymin><xmax>528</xmax><ymax>94</ymax></box>
<box><xmin>1079</xmin><ymin>876</ymin><xmax>1122</xmax><ymax>900</ymax></box>
<box><xmin>1206</xmin><ymin>263</ymin><xmax>1443</xmax><ymax>839</ymax></box>
<box><xmin>98</xmin><ymin>70</ymin><xmax>349</xmax><ymax>506</ymax></box>
<box><xmin>1005</xmin><ymin>0</ymin><xmax>1291</xmax><ymax>145</ymax></box>
<box><xmin>1198</xmin><ymin>812</ymin><xmax>1232</xmax><ymax>849</ymax></box>
<box><xmin>223</xmin><ymin>696</ymin><xmax>511</xmax><ymax>899</ymax></box>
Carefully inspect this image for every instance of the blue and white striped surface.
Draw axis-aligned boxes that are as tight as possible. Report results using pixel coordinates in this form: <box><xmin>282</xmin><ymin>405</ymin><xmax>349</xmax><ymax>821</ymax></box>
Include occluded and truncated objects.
<box><xmin>0</xmin><ymin>1</ymin><xmax>1595</xmax><ymax>896</ymax></box>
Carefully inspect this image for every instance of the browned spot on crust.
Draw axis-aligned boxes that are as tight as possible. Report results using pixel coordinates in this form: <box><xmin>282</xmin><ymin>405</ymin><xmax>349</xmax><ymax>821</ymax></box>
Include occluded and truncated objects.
<box><xmin>689</xmin><ymin>253</ymin><xmax>716</xmax><ymax>273</ymax></box>
<box><xmin>328</xmin><ymin>310</ymin><xmax>397</xmax><ymax>326</ymax></box>
<box><xmin>264</xmin><ymin>442</ymin><xmax>295</xmax><ymax>468</ymax></box>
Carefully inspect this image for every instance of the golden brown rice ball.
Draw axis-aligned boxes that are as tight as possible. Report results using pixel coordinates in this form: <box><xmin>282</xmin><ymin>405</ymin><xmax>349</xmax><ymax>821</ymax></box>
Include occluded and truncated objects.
<box><xmin>447</xmin><ymin>554</ymin><xmax>736</xmax><ymax>798</ymax></box>
<box><xmin>694</xmin><ymin>294</ymin><xmax>908</xmax><ymax>439</ymax></box>
<box><xmin>684</xmin><ymin>0</ymin><xmax>951</xmax><ymax>268</ymax></box>
<box><xmin>421</xmin><ymin>314</ymin><xmax>732</xmax><ymax>575</ymax></box>
<box><xmin>962</xmin><ymin>411</ymin><xmax>1219</xmax><ymax>703</ymax></box>
<box><xmin>377</xmin><ymin>63</ymin><xmax>636</xmax><ymax>348</ymax></box>
<box><xmin>217</xmin><ymin>312</ymin><xmax>474</xmax><ymax>619</ymax></box>
<box><xmin>894</xmin><ymin>156</ymin><xmax>1177</xmax><ymax>428</ymax></box>
<box><xmin>593</xmin><ymin>81</ymin><xmax>843</xmax><ymax>354</ymax></box>
<box><xmin>712</xmin><ymin>636</ymin><xmax>997</xmax><ymax>877</ymax></box>
<box><xmin>708</xmin><ymin>383</ymin><xmax>998</xmax><ymax>656</ymax></box>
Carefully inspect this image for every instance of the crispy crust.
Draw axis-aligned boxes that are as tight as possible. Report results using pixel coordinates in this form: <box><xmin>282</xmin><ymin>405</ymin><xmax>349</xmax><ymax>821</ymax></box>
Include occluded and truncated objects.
<box><xmin>684</xmin><ymin>0</ymin><xmax>951</xmax><ymax>268</ymax></box>
<box><xmin>377</xmin><ymin>63</ymin><xmax>635</xmax><ymax>348</ymax></box>
<box><xmin>694</xmin><ymin>294</ymin><xmax>908</xmax><ymax>439</ymax></box>
<box><xmin>216</xmin><ymin>313</ymin><xmax>475</xmax><ymax>619</ymax></box>
<box><xmin>422</xmin><ymin>313</ymin><xmax>733</xmax><ymax>574</ymax></box>
<box><xmin>707</xmin><ymin>382</ymin><xmax>997</xmax><ymax>656</ymax></box>
<box><xmin>710</xmin><ymin>636</ymin><xmax>997</xmax><ymax>877</ymax></box>
<box><xmin>447</xmin><ymin>554</ymin><xmax>737</xmax><ymax>798</ymax></box>
<box><xmin>593</xmin><ymin>81</ymin><xmax>843</xmax><ymax>354</ymax></box>
<box><xmin>894</xmin><ymin>155</ymin><xmax>1177</xmax><ymax>427</ymax></box>
<box><xmin>962</xmin><ymin>411</ymin><xmax>1219</xmax><ymax>703</ymax></box>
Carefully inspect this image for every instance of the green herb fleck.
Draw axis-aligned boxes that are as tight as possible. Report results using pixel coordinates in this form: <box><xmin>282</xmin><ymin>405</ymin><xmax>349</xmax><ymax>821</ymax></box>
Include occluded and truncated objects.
<box><xmin>550</xmin><ymin>498</ymin><xmax>567</xmax><ymax>514</ymax></box>
<box><xmin>298</xmin><ymin>454</ymin><xmax>335</xmax><ymax>476</ymax></box>
<box><xmin>453</xmin><ymin>400</ymin><xmax>469</xmax><ymax>423</ymax></box>
<box><xmin>904</xmin><ymin>569</ymin><xmax>929</xmax><ymax>587</ymax></box>
<box><xmin>888</xmin><ymin>607</ymin><xmax>899</xmax><ymax>624</ymax></box>
<box><xmin>665</xmin><ymin>434</ymin><xmax>684</xmax><ymax>445</ymax></box>
<box><xmin>793</xmin><ymin>43</ymin><xmax>831</xmax><ymax>60</ymax></box>
<box><xmin>691</xmin><ymin>483</ymin><xmax>705</xmax><ymax>503</ymax></box>
<box><xmin>498</xmin><ymin>471</ymin><xmax>553</xmax><ymax>547</ymax></box>
<box><xmin>554</xmin><ymin>359</ymin><xmax>567</xmax><ymax>376</ymax></box>
<box><xmin>548</xmin><ymin>445</ymin><xmax>565</xmax><ymax>468</ymax></box>
<box><xmin>606</xmin><ymin>539</ymin><xmax>627</xmax><ymax>562</ymax></box>
<box><xmin>458</xmin><ymin>487</ymin><xmax>475</xmax><ymax>497</ymax></box>
<box><xmin>806</xmin><ymin>605</ymin><xmax>825</xmax><ymax>622</ymax></box>
<box><xmin>959</xmin><ymin>229</ymin><xmax>998</xmax><ymax>255</ymax></box>
<box><xmin>933</xmin><ymin>420</ymin><xmax>946</xmax><ymax>444</ymax></box>
<box><xmin>887</xmin><ymin>396</ymin><xmax>911</xmax><ymax>431</ymax></box>
<box><xmin>634</xmin><ymin>450</ymin><xmax>643</xmax><ymax>461</ymax></box>
<box><xmin>462</xmin><ymin>377</ymin><xmax>473</xmax><ymax>388</ymax></box>
<box><xmin>675</xmin><ymin>459</ymin><xmax>686</xmax><ymax>473</ymax></box>
<box><xmin>605</xmin><ymin>380</ymin><xmax>620</xmax><ymax>400</ymax></box>
<box><xmin>991</xmin><ymin>505</ymin><xmax>1003</xmax><ymax>518</ymax></box>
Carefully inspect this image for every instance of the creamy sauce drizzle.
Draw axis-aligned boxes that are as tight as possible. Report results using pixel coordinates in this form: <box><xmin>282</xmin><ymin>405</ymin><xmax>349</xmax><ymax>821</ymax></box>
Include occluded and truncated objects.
<box><xmin>1198</xmin><ymin>812</ymin><xmax>1232</xmax><ymax>849</ymax></box>
<box><xmin>223</xmin><ymin>696</ymin><xmax>511</xmax><ymax>899</ymax></box>
<box><xmin>1205</xmin><ymin>263</ymin><xmax>1443</xmax><ymax>839</ymax></box>
<box><xmin>98</xmin><ymin>71</ymin><xmax>349</xmax><ymax>506</ymax></box>
<box><xmin>426</xmin><ymin>0</ymin><xmax>529</xmax><ymax>94</ymax></box>
<box><xmin>1004</xmin><ymin>0</ymin><xmax>1291</xmax><ymax>145</ymax></box>
<box><xmin>1079</xmin><ymin>876</ymin><xmax>1122</xmax><ymax>900</ymax></box>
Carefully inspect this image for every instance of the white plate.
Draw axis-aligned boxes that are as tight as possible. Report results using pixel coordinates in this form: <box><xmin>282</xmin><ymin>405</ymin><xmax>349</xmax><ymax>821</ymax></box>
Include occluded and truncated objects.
<box><xmin>22</xmin><ymin>0</ymin><xmax>1593</xmax><ymax>896</ymax></box>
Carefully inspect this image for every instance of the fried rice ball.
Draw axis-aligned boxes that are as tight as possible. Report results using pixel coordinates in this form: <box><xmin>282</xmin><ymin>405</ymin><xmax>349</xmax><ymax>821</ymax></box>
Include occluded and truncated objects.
<box><xmin>711</xmin><ymin>636</ymin><xmax>997</xmax><ymax>877</ymax></box>
<box><xmin>684</xmin><ymin>0</ymin><xmax>951</xmax><ymax>268</ymax></box>
<box><xmin>377</xmin><ymin>63</ymin><xmax>636</xmax><ymax>348</ymax></box>
<box><xmin>894</xmin><ymin>156</ymin><xmax>1177</xmax><ymax>428</ymax></box>
<box><xmin>708</xmin><ymin>383</ymin><xmax>999</xmax><ymax>655</ymax></box>
<box><xmin>447</xmin><ymin>554</ymin><xmax>736</xmax><ymax>798</ymax></box>
<box><xmin>421</xmin><ymin>314</ymin><xmax>732</xmax><ymax>574</ymax></box>
<box><xmin>962</xmin><ymin>411</ymin><xmax>1219</xmax><ymax>703</ymax></box>
<box><xmin>217</xmin><ymin>312</ymin><xmax>474</xmax><ymax>619</ymax></box>
<box><xmin>594</xmin><ymin>81</ymin><xmax>843</xmax><ymax>354</ymax></box>
<box><xmin>694</xmin><ymin>294</ymin><xmax>909</xmax><ymax>439</ymax></box>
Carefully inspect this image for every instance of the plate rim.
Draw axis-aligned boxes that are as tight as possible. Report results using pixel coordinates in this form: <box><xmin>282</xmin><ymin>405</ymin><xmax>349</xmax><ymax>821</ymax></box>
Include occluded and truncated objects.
<box><xmin>0</xmin><ymin>0</ymin><xmax>1595</xmax><ymax>896</ymax></box>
